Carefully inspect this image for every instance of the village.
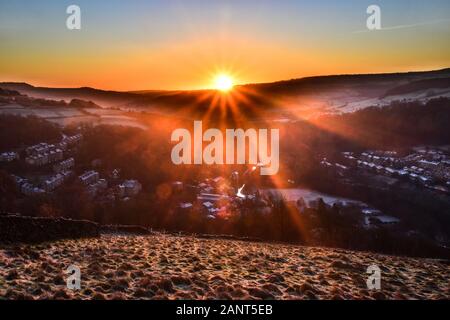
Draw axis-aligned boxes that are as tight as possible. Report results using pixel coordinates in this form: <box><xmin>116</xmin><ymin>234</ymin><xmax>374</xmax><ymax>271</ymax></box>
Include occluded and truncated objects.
<box><xmin>0</xmin><ymin>133</ymin><xmax>142</xmax><ymax>203</ymax></box>
<box><xmin>1</xmin><ymin>124</ymin><xmax>449</xmax><ymax>238</ymax></box>
<box><xmin>320</xmin><ymin>146</ymin><xmax>450</xmax><ymax>195</ymax></box>
<box><xmin>1</xmin><ymin>134</ymin><xmax>416</xmax><ymax>231</ymax></box>
<box><xmin>165</xmin><ymin>162</ymin><xmax>403</xmax><ymax>231</ymax></box>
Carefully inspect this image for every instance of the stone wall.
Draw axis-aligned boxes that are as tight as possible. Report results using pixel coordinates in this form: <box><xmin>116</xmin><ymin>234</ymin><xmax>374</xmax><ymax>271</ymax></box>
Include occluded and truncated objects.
<box><xmin>0</xmin><ymin>215</ymin><xmax>99</xmax><ymax>243</ymax></box>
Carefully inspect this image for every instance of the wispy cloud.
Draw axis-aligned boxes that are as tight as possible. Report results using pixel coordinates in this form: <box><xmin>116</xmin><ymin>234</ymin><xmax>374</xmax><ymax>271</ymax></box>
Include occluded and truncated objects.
<box><xmin>352</xmin><ymin>18</ymin><xmax>450</xmax><ymax>34</ymax></box>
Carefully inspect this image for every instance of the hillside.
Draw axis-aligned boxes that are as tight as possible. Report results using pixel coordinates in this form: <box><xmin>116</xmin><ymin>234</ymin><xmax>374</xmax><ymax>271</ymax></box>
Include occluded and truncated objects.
<box><xmin>0</xmin><ymin>233</ymin><xmax>448</xmax><ymax>300</ymax></box>
<box><xmin>1</xmin><ymin>68</ymin><xmax>450</xmax><ymax>119</ymax></box>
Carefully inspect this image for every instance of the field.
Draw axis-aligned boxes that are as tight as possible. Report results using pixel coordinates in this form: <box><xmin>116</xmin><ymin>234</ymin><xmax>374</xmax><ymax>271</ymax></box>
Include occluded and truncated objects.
<box><xmin>0</xmin><ymin>104</ymin><xmax>147</xmax><ymax>129</ymax></box>
<box><xmin>0</xmin><ymin>234</ymin><xmax>449</xmax><ymax>300</ymax></box>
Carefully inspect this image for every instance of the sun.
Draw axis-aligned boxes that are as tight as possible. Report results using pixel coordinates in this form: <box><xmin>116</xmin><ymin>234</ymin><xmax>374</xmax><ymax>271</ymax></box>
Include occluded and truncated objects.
<box><xmin>213</xmin><ymin>74</ymin><xmax>234</xmax><ymax>92</ymax></box>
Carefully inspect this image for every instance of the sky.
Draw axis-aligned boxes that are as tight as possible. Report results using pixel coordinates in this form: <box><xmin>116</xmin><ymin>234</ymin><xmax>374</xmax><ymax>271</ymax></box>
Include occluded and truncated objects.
<box><xmin>1</xmin><ymin>0</ymin><xmax>450</xmax><ymax>91</ymax></box>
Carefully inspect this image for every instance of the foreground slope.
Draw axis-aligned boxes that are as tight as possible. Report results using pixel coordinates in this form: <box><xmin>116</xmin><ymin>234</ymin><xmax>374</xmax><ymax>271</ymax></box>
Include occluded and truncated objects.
<box><xmin>0</xmin><ymin>234</ymin><xmax>449</xmax><ymax>300</ymax></box>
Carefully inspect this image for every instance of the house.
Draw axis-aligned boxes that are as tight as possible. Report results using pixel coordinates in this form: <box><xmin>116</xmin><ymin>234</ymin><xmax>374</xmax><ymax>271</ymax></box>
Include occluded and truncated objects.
<box><xmin>118</xmin><ymin>179</ymin><xmax>142</xmax><ymax>197</ymax></box>
<box><xmin>384</xmin><ymin>167</ymin><xmax>396</xmax><ymax>176</ymax></box>
<box><xmin>370</xmin><ymin>215</ymin><xmax>400</xmax><ymax>225</ymax></box>
<box><xmin>47</xmin><ymin>149</ymin><xmax>63</xmax><ymax>163</ymax></box>
<box><xmin>57</xmin><ymin>141</ymin><xmax>68</xmax><ymax>151</ymax></box>
<box><xmin>202</xmin><ymin>201</ymin><xmax>214</xmax><ymax>208</ymax></box>
<box><xmin>11</xmin><ymin>176</ymin><xmax>43</xmax><ymax>196</ymax></box>
<box><xmin>26</xmin><ymin>153</ymin><xmax>48</xmax><ymax>166</ymax></box>
<box><xmin>362</xmin><ymin>208</ymin><xmax>382</xmax><ymax>216</ymax></box>
<box><xmin>43</xmin><ymin>174</ymin><xmax>65</xmax><ymax>192</ymax></box>
<box><xmin>334</xmin><ymin>163</ymin><xmax>348</xmax><ymax>174</ymax></box>
<box><xmin>179</xmin><ymin>202</ymin><xmax>193</xmax><ymax>209</ymax></box>
<box><xmin>0</xmin><ymin>152</ymin><xmax>18</xmax><ymax>162</ymax></box>
<box><xmin>26</xmin><ymin>142</ymin><xmax>50</xmax><ymax>156</ymax></box>
<box><xmin>79</xmin><ymin>170</ymin><xmax>99</xmax><ymax>185</ymax></box>
<box><xmin>63</xmin><ymin>133</ymin><xmax>83</xmax><ymax>146</ymax></box>
<box><xmin>42</xmin><ymin>171</ymin><xmax>73</xmax><ymax>192</ymax></box>
<box><xmin>197</xmin><ymin>193</ymin><xmax>228</xmax><ymax>202</ymax></box>
<box><xmin>22</xmin><ymin>184</ymin><xmax>45</xmax><ymax>196</ymax></box>
<box><xmin>172</xmin><ymin>181</ymin><xmax>183</xmax><ymax>191</ymax></box>
<box><xmin>397</xmin><ymin>170</ymin><xmax>408</xmax><ymax>178</ymax></box>
<box><xmin>419</xmin><ymin>159</ymin><xmax>439</xmax><ymax>169</ymax></box>
<box><xmin>87</xmin><ymin>179</ymin><xmax>108</xmax><ymax>197</ymax></box>
<box><xmin>320</xmin><ymin>159</ymin><xmax>332</xmax><ymax>167</ymax></box>
<box><xmin>53</xmin><ymin>158</ymin><xmax>75</xmax><ymax>173</ymax></box>
<box><xmin>418</xmin><ymin>176</ymin><xmax>431</xmax><ymax>185</ymax></box>
<box><xmin>25</xmin><ymin>146</ymin><xmax>63</xmax><ymax>166</ymax></box>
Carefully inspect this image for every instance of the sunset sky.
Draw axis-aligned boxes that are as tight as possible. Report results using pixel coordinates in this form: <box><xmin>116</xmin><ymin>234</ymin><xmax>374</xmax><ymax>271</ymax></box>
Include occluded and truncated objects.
<box><xmin>1</xmin><ymin>0</ymin><xmax>450</xmax><ymax>91</ymax></box>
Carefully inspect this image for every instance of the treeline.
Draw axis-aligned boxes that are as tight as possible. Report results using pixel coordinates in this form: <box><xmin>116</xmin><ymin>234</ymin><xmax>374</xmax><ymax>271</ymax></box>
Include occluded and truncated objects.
<box><xmin>384</xmin><ymin>78</ymin><xmax>450</xmax><ymax>97</ymax></box>
<box><xmin>0</xmin><ymin>88</ymin><xmax>21</xmax><ymax>97</ymax></box>
<box><xmin>0</xmin><ymin>115</ymin><xmax>62</xmax><ymax>151</ymax></box>
<box><xmin>314</xmin><ymin>97</ymin><xmax>450</xmax><ymax>149</ymax></box>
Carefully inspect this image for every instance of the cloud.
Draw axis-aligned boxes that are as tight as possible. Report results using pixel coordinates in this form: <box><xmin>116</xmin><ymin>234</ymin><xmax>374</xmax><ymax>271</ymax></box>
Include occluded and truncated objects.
<box><xmin>352</xmin><ymin>18</ymin><xmax>450</xmax><ymax>34</ymax></box>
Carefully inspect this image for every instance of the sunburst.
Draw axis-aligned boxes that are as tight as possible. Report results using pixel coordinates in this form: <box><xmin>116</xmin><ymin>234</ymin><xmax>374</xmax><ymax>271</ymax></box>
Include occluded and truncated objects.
<box><xmin>213</xmin><ymin>74</ymin><xmax>234</xmax><ymax>92</ymax></box>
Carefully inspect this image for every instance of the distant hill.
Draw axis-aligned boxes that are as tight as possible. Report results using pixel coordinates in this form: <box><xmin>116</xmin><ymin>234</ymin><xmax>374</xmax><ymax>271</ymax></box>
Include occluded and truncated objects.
<box><xmin>1</xmin><ymin>68</ymin><xmax>450</xmax><ymax>118</ymax></box>
<box><xmin>0</xmin><ymin>82</ymin><xmax>140</xmax><ymax>108</ymax></box>
<box><xmin>244</xmin><ymin>68</ymin><xmax>450</xmax><ymax>93</ymax></box>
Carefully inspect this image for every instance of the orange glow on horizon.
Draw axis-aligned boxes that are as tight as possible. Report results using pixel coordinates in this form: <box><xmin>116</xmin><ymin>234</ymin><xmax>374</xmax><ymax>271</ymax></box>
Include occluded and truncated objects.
<box><xmin>2</xmin><ymin>29</ymin><xmax>447</xmax><ymax>92</ymax></box>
